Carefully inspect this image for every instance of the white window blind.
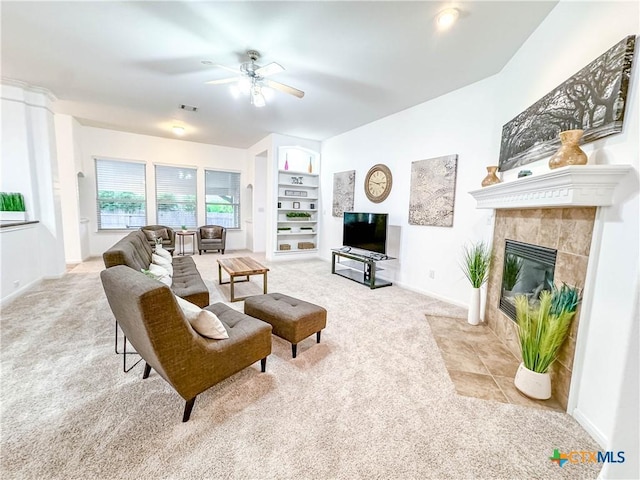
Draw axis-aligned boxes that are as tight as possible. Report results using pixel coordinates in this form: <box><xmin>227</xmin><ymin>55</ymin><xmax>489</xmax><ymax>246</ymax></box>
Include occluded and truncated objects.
<box><xmin>95</xmin><ymin>158</ymin><xmax>146</xmax><ymax>230</ymax></box>
<box><xmin>155</xmin><ymin>165</ymin><xmax>197</xmax><ymax>228</ymax></box>
<box><xmin>205</xmin><ymin>170</ymin><xmax>241</xmax><ymax>229</ymax></box>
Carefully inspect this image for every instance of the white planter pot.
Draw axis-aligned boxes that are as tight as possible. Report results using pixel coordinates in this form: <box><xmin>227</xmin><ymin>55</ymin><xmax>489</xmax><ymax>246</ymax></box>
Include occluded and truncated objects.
<box><xmin>514</xmin><ymin>362</ymin><xmax>551</xmax><ymax>400</ymax></box>
<box><xmin>467</xmin><ymin>287</ymin><xmax>481</xmax><ymax>325</ymax></box>
<box><xmin>0</xmin><ymin>211</ymin><xmax>26</xmax><ymax>222</ymax></box>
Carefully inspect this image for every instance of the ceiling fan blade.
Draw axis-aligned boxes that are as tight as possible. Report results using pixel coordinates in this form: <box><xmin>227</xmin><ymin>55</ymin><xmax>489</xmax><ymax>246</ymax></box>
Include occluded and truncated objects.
<box><xmin>201</xmin><ymin>60</ymin><xmax>240</xmax><ymax>75</ymax></box>
<box><xmin>255</xmin><ymin>62</ymin><xmax>284</xmax><ymax>77</ymax></box>
<box><xmin>264</xmin><ymin>79</ymin><xmax>305</xmax><ymax>98</ymax></box>
<box><xmin>205</xmin><ymin>77</ymin><xmax>240</xmax><ymax>85</ymax></box>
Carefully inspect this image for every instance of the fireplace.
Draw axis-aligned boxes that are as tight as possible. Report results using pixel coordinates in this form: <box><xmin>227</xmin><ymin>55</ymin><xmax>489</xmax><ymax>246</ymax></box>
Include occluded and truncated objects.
<box><xmin>499</xmin><ymin>240</ymin><xmax>557</xmax><ymax>321</ymax></box>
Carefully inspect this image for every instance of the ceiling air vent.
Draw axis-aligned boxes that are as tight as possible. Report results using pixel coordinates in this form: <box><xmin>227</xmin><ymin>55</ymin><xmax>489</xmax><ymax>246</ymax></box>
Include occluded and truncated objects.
<box><xmin>180</xmin><ymin>104</ymin><xmax>198</xmax><ymax>112</ymax></box>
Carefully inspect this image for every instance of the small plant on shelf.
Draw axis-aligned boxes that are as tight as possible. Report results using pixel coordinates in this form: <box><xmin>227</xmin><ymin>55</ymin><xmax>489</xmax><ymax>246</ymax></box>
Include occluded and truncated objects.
<box><xmin>286</xmin><ymin>212</ymin><xmax>311</xmax><ymax>219</ymax></box>
<box><xmin>277</xmin><ymin>227</ymin><xmax>292</xmax><ymax>231</ymax></box>
<box><xmin>300</xmin><ymin>226</ymin><xmax>314</xmax><ymax>231</ymax></box>
<box><xmin>0</xmin><ymin>192</ymin><xmax>26</xmax><ymax>212</ymax></box>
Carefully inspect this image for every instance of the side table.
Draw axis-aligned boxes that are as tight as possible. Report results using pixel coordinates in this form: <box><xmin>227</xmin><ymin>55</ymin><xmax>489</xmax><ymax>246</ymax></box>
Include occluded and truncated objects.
<box><xmin>176</xmin><ymin>230</ymin><xmax>196</xmax><ymax>256</ymax></box>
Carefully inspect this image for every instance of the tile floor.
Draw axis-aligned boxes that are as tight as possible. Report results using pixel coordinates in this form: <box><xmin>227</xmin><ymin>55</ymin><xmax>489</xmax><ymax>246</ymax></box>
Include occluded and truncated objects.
<box><xmin>427</xmin><ymin>315</ymin><xmax>563</xmax><ymax>411</ymax></box>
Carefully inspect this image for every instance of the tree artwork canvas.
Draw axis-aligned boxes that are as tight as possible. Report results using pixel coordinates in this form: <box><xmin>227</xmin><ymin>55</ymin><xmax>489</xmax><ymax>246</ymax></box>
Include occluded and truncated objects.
<box><xmin>332</xmin><ymin>170</ymin><xmax>355</xmax><ymax>217</ymax></box>
<box><xmin>498</xmin><ymin>35</ymin><xmax>636</xmax><ymax>172</ymax></box>
<box><xmin>408</xmin><ymin>155</ymin><xmax>458</xmax><ymax>227</ymax></box>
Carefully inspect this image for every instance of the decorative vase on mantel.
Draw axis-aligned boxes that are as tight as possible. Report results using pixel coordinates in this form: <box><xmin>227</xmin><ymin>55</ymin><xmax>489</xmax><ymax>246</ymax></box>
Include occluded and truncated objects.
<box><xmin>548</xmin><ymin>129</ymin><xmax>588</xmax><ymax>169</ymax></box>
<box><xmin>481</xmin><ymin>166</ymin><xmax>501</xmax><ymax>187</ymax></box>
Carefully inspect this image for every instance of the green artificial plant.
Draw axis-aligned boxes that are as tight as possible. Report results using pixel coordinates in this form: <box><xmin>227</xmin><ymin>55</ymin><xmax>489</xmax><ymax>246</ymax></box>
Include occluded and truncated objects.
<box><xmin>460</xmin><ymin>241</ymin><xmax>492</xmax><ymax>288</ymax></box>
<box><xmin>515</xmin><ymin>283</ymin><xmax>581</xmax><ymax>373</ymax></box>
<box><xmin>502</xmin><ymin>253</ymin><xmax>523</xmax><ymax>291</ymax></box>
<box><xmin>0</xmin><ymin>192</ymin><xmax>26</xmax><ymax>212</ymax></box>
<box><xmin>286</xmin><ymin>211</ymin><xmax>311</xmax><ymax>218</ymax></box>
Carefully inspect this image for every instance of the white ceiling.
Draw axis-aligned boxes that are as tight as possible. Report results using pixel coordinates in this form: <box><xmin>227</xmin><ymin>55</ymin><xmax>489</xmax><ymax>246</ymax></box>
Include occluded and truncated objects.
<box><xmin>1</xmin><ymin>1</ymin><xmax>557</xmax><ymax>149</ymax></box>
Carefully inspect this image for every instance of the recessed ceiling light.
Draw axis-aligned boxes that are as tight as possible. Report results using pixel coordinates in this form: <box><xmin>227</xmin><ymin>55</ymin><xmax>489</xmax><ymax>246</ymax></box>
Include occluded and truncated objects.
<box><xmin>437</xmin><ymin>8</ymin><xmax>459</xmax><ymax>29</ymax></box>
<box><xmin>172</xmin><ymin>126</ymin><xmax>185</xmax><ymax>136</ymax></box>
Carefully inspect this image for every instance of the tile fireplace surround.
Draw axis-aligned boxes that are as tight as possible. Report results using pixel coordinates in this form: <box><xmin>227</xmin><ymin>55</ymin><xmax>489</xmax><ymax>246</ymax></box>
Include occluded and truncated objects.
<box><xmin>486</xmin><ymin>207</ymin><xmax>595</xmax><ymax>409</ymax></box>
<box><xmin>469</xmin><ymin>165</ymin><xmax>631</xmax><ymax>410</ymax></box>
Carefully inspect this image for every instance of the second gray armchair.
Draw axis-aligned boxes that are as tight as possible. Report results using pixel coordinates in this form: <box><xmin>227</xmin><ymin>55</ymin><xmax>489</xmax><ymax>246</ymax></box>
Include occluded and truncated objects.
<box><xmin>197</xmin><ymin>225</ymin><xmax>226</xmax><ymax>254</ymax></box>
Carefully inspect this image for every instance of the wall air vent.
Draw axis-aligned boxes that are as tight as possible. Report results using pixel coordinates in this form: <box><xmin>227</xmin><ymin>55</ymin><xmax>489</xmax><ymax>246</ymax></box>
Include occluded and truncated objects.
<box><xmin>180</xmin><ymin>104</ymin><xmax>198</xmax><ymax>112</ymax></box>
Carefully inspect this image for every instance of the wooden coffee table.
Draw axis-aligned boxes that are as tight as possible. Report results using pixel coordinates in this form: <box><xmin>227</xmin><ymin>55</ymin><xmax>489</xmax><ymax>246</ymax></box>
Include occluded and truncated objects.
<box><xmin>217</xmin><ymin>257</ymin><xmax>269</xmax><ymax>302</ymax></box>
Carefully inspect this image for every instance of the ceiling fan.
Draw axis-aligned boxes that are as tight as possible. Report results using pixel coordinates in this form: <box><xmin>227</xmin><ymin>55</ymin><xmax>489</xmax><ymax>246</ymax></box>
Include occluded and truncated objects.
<box><xmin>203</xmin><ymin>50</ymin><xmax>304</xmax><ymax>107</ymax></box>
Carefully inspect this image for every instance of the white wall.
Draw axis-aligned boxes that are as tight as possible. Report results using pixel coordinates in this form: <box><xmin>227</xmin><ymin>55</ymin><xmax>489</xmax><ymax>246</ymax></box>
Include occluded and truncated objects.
<box><xmin>71</xmin><ymin>126</ymin><xmax>248</xmax><ymax>256</ymax></box>
<box><xmin>495</xmin><ymin>1</ymin><xmax>639</xmax><ymax>471</ymax></box>
<box><xmin>320</xmin><ymin>76</ymin><xmax>498</xmax><ymax>306</ymax></box>
<box><xmin>1</xmin><ymin>82</ymin><xmax>66</xmax><ymax>304</ymax></box>
<box><xmin>318</xmin><ymin>0</ymin><xmax>639</xmax><ymax>469</ymax></box>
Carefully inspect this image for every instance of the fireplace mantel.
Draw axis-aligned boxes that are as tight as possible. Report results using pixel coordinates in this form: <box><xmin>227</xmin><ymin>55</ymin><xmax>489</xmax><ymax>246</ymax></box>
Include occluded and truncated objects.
<box><xmin>469</xmin><ymin>165</ymin><xmax>632</xmax><ymax>209</ymax></box>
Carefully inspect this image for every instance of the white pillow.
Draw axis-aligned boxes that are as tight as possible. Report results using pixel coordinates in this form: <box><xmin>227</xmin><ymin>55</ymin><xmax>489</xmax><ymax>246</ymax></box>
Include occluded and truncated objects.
<box><xmin>147</xmin><ymin>263</ymin><xmax>172</xmax><ymax>287</ymax></box>
<box><xmin>175</xmin><ymin>296</ymin><xmax>229</xmax><ymax>340</ymax></box>
<box><xmin>155</xmin><ymin>246</ymin><xmax>172</xmax><ymax>261</ymax></box>
<box><xmin>152</xmin><ymin>253</ymin><xmax>173</xmax><ymax>277</ymax></box>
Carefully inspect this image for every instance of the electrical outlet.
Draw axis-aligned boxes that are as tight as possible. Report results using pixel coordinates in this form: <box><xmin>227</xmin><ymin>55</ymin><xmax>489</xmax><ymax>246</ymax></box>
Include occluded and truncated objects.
<box><xmin>429</xmin><ymin>270</ymin><xmax>435</xmax><ymax>279</ymax></box>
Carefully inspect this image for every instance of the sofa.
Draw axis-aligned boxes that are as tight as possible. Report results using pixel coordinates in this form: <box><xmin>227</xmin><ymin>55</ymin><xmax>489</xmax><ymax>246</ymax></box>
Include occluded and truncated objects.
<box><xmin>103</xmin><ymin>230</ymin><xmax>208</xmax><ymax>307</ymax></box>
<box><xmin>197</xmin><ymin>225</ymin><xmax>226</xmax><ymax>254</ymax></box>
<box><xmin>101</xmin><ymin>265</ymin><xmax>272</xmax><ymax>421</ymax></box>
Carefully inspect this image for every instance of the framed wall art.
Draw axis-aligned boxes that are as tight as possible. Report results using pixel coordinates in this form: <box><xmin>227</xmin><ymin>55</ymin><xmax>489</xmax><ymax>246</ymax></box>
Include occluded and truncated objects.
<box><xmin>498</xmin><ymin>35</ymin><xmax>636</xmax><ymax>171</ymax></box>
<box><xmin>332</xmin><ymin>170</ymin><xmax>355</xmax><ymax>217</ymax></box>
<box><xmin>408</xmin><ymin>154</ymin><xmax>458</xmax><ymax>227</ymax></box>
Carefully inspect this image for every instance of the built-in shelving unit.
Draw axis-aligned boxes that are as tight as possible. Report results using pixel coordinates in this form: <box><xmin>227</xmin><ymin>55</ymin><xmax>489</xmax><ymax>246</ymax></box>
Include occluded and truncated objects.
<box><xmin>275</xmin><ymin>147</ymin><xmax>320</xmax><ymax>254</ymax></box>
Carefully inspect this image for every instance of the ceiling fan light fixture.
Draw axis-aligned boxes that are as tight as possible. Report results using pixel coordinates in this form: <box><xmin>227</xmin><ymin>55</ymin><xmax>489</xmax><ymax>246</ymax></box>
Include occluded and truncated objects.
<box><xmin>437</xmin><ymin>8</ymin><xmax>459</xmax><ymax>29</ymax></box>
<box><xmin>251</xmin><ymin>87</ymin><xmax>266</xmax><ymax>108</ymax></box>
<box><xmin>238</xmin><ymin>77</ymin><xmax>251</xmax><ymax>95</ymax></box>
<box><xmin>229</xmin><ymin>84</ymin><xmax>241</xmax><ymax>98</ymax></box>
<box><xmin>261</xmin><ymin>85</ymin><xmax>275</xmax><ymax>101</ymax></box>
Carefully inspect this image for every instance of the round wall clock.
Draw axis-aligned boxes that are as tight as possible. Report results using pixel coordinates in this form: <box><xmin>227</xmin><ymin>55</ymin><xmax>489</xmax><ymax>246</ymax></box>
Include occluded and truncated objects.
<box><xmin>364</xmin><ymin>164</ymin><xmax>393</xmax><ymax>203</ymax></box>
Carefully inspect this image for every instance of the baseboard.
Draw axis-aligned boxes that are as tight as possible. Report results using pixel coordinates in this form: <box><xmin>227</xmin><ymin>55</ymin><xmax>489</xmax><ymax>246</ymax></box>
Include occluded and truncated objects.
<box><xmin>572</xmin><ymin>407</ymin><xmax>608</xmax><ymax>449</ymax></box>
<box><xmin>0</xmin><ymin>278</ymin><xmax>42</xmax><ymax>308</ymax></box>
<box><xmin>394</xmin><ymin>280</ymin><xmax>468</xmax><ymax>310</ymax></box>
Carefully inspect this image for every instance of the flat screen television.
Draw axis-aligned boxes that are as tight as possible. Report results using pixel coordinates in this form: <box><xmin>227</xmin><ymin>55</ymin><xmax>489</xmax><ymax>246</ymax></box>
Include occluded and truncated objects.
<box><xmin>342</xmin><ymin>212</ymin><xmax>388</xmax><ymax>254</ymax></box>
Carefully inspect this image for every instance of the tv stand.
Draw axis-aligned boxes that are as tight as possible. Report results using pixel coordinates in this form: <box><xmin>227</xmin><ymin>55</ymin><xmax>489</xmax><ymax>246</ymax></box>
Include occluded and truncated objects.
<box><xmin>331</xmin><ymin>249</ymin><xmax>393</xmax><ymax>289</ymax></box>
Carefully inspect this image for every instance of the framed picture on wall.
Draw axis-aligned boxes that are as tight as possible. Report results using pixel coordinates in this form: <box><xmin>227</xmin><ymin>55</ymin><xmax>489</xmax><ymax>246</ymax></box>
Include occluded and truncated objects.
<box><xmin>292</xmin><ymin>201</ymin><xmax>300</xmax><ymax>209</ymax></box>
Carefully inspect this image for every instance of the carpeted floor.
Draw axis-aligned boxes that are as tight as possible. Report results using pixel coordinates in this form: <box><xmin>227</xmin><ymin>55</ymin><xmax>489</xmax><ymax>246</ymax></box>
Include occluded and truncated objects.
<box><xmin>0</xmin><ymin>253</ymin><xmax>601</xmax><ymax>479</ymax></box>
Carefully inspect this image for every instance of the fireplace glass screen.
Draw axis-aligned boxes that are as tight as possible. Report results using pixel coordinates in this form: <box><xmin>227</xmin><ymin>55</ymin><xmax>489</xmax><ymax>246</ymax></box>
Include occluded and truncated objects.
<box><xmin>499</xmin><ymin>240</ymin><xmax>557</xmax><ymax>321</ymax></box>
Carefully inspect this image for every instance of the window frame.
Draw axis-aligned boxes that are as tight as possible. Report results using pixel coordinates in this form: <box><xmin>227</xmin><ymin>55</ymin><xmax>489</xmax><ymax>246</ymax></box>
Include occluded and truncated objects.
<box><xmin>95</xmin><ymin>157</ymin><xmax>147</xmax><ymax>231</ymax></box>
<box><xmin>154</xmin><ymin>164</ymin><xmax>198</xmax><ymax>229</ymax></box>
<box><xmin>204</xmin><ymin>169</ymin><xmax>242</xmax><ymax>230</ymax></box>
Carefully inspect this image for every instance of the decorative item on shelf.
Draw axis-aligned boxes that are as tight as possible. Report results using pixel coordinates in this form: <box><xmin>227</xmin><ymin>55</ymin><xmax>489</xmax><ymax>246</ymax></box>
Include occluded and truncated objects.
<box><xmin>310</xmin><ymin>203</ymin><xmax>315</xmax><ymax>210</ymax></box>
<box><xmin>298</xmin><ymin>242</ymin><xmax>315</xmax><ymax>249</ymax></box>
<box><xmin>291</xmin><ymin>176</ymin><xmax>304</xmax><ymax>185</ymax></box>
<box><xmin>517</xmin><ymin>170</ymin><xmax>532</xmax><ymax>178</ymax></box>
<box><xmin>181</xmin><ymin>225</ymin><xmax>187</xmax><ymax>232</ymax></box>
<box><xmin>300</xmin><ymin>227</ymin><xmax>314</xmax><ymax>231</ymax></box>
<box><xmin>277</xmin><ymin>227</ymin><xmax>291</xmax><ymax>231</ymax></box>
<box><xmin>284</xmin><ymin>156</ymin><xmax>289</xmax><ymax>171</ymax></box>
<box><xmin>460</xmin><ymin>241</ymin><xmax>492</xmax><ymax>326</ymax></box>
<box><xmin>0</xmin><ymin>192</ymin><xmax>27</xmax><ymax>222</ymax></box>
<box><xmin>277</xmin><ymin>202</ymin><xmax>282</xmax><ymax>209</ymax></box>
<box><xmin>513</xmin><ymin>284</ymin><xmax>581</xmax><ymax>400</ymax></box>
<box><xmin>481</xmin><ymin>166</ymin><xmax>501</xmax><ymax>187</ymax></box>
<box><xmin>308</xmin><ymin>156</ymin><xmax>313</xmax><ymax>173</ymax></box>
<box><xmin>284</xmin><ymin>190</ymin><xmax>307</xmax><ymax>197</ymax></box>
<box><xmin>279</xmin><ymin>243</ymin><xmax>291</xmax><ymax>251</ymax></box>
<box><xmin>548</xmin><ymin>129</ymin><xmax>588</xmax><ymax>169</ymax></box>
<box><xmin>286</xmin><ymin>212</ymin><xmax>311</xmax><ymax>221</ymax></box>
<box><xmin>292</xmin><ymin>201</ymin><xmax>300</xmax><ymax>209</ymax></box>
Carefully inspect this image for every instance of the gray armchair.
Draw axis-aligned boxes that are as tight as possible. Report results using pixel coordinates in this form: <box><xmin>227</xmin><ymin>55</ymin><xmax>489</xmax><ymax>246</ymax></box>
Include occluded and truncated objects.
<box><xmin>141</xmin><ymin>225</ymin><xmax>175</xmax><ymax>255</ymax></box>
<box><xmin>100</xmin><ymin>266</ymin><xmax>272</xmax><ymax>422</ymax></box>
<box><xmin>197</xmin><ymin>225</ymin><xmax>226</xmax><ymax>254</ymax></box>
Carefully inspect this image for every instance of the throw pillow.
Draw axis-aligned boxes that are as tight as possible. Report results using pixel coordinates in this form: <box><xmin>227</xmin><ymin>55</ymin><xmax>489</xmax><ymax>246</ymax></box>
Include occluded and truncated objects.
<box><xmin>175</xmin><ymin>296</ymin><xmax>229</xmax><ymax>340</ymax></box>
<box><xmin>156</xmin><ymin>227</ymin><xmax>169</xmax><ymax>240</ymax></box>
<box><xmin>146</xmin><ymin>264</ymin><xmax>172</xmax><ymax>286</ymax></box>
<box><xmin>142</xmin><ymin>229</ymin><xmax>157</xmax><ymax>242</ymax></box>
<box><xmin>201</xmin><ymin>227</ymin><xmax>220</xmax><ymax>239</ymax></box>
<box><xmin>152</xmin><ymin>253</ymin><xmax>173</xmax><ymax>277</ymax></box>
<box><xmin>155</xmin><ymin>246</ymin><xmax>172</xmax><ymax>261</ymax></box>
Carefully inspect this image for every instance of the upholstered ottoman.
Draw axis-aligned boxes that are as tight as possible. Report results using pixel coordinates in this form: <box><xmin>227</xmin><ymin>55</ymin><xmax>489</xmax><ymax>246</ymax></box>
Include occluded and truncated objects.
<box><xmin>244</xmin><ymin>293</ymin><xmax>327</xmax><ymax>358</ymax></box>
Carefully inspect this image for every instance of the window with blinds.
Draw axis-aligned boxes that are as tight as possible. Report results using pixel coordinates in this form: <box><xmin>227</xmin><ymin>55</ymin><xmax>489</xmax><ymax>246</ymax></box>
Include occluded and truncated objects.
<box><xmin>205</xmin><ymin>170</ymin><xmax>241</xmax><ymax>229</ymax></box>
<box><xmin>155</xmin><ymin>165</ymin><xmax>197</xmax><ymax>228</ymax></box>
<box><xmin>95</xmin><ymin>158</ymin><xmax>146</xmax><ymax>230</ymax></box>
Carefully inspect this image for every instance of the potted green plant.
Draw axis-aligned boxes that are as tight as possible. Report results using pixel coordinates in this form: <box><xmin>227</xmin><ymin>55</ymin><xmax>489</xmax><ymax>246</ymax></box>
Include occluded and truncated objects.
<box><xmin>0</xmin><ymin>192</ymin><xmax>27</xmax><ymax>222</ymax></box>
<box><xmin>285</xmin><ymin>211</ymin><xmax>311</xmax><ymax>220</ymax></box>
<box><xmin>460</xmin><ymin>241</ymin><xmax>492</xmax><ymax>325</ymax></box>
<box><xmin>502</xmin><ymin>253</ymin><xmax>523</xmax><ymax>296</ymax></box>
<box><xmin>513</xmin><ymin>283</ymin><xmax>581</xmax><ymax>399</ymax></box>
